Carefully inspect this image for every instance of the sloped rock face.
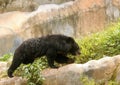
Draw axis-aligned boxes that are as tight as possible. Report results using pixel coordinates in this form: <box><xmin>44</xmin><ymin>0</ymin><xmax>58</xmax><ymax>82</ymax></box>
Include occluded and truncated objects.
<box><xmin>42</xmin><ymin>55</ymin><xmax>120</xmax><ymax>85</ymax></box>
<box><xmin>0</xmin><ymin>11</ymin><xmax>26</xmax><ymax>55</ymax></box>
<box><xmin>0</xmin><ymin>77</ymin><xmax>27</xmax><ymax>85</ymax></box>
<box><xmin>0</xmin><ymin>0</ymin><xmax>120</xmax><ymax>55</ymax></box>
<box><xmin>0</xmin><ymin>0</ymin><xmax>74</xmax><ymax>13</ymax></box>
<box><xmin>1</xmin><ymin>55</ymin><xmax>120</xmax><ymax>85</ymax></box>
<box><xmin>0</xmin><ymin>62</ymin><xmax>8</xmax><ymax>77</ymax></box>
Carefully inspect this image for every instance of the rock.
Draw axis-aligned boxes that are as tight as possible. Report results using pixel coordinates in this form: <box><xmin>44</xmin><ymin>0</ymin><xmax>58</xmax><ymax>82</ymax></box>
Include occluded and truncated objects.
<box><xmin>0</xmin><ymin>11</ymin><xmax>27</xmax><ymax>56</ymax></box>
<box><xmin>0</xmin><ymin>62</ymin><xmax>8</xmax><ymax>78</ymax></box>
<box><xmin>0</xmin><ymin>0</ymin><xmax>120</xmax><ymax>55</ymax></box>
<box><xmin>0</xmin><ymin>11</ymin><xmax>28</xmax><ymax>31</ymax></box>
<box><xmin>0</xmin><ymin>0</ymin><xmax>74</xmax><ymax>13</ymax></box>
<box><xmin>42</xmin><ymin>55</ymin><xmax>120</xmax><ymax>85</ymax></box>
<box><xmin>0</xmin><ymin>61</ymin><xmax>27</xmax><ymax>85</ymax></box>
<box><xmin>0</xmin><ymin>77</ymin><xmax>27</xmax><ymax>85</ymax></box>
<box><xmin>1</xmin><ymin>55</ymin><xmax>120</xmax><ymax>85</ymax></box>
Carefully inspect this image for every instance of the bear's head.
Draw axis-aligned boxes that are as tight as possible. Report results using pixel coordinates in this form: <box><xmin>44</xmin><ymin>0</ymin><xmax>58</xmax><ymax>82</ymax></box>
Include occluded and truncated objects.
<box><xmin>66</xmin><ymin>37</ymin><xmax>80</xmax><ymax>56</ymax></box>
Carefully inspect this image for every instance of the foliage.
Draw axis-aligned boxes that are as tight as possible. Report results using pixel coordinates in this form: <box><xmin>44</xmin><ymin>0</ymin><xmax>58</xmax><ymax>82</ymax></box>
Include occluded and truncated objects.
<box><xmin>0</xmin><ymin>53</ymin><xmax>13</xmax><ymax>78</ymax></box>
<box><xmin>0</xmin><ymin>53</ymin><xmax>48</xmax><ymax>85</ymax></box>
<box><xmin>76</xmin><ymin>22</ymin><xmax>120</xmax><ymax>63</ymax></box>
<box><xmin>0</xmin><ymin>53</ymin><xmax>12</xmax><ymax>61</ymax></box>
<box><xmin>15</xmin><ymin>57</ymin><xmax>48</xmax><ymax>85</ymax></box>
<box><xmin>80</xmin><ymin>75</ymin><xmax>119</xmax><ymax>85</ymax></box>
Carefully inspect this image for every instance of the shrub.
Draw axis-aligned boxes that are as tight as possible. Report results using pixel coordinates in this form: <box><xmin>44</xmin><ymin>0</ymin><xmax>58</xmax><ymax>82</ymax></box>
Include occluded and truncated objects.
<box><xmin>0</xmin><ymin>53</ymin><xmax>12</xmax><ymax>61</ymax></box>
<box><xmin>76</xmin><ymin>22</ymin><xmax>120</xmax><ymax>63</ymax></box>
<box><xmin>0</xmin><ymin>54</ymin><xmax>48</xmax><ymax>85</ymax></box>
<box><xmin>15</xmin><ymin>57</ymin><xmax>48</xmax><ymax>85</ymax></box>
<box><xmin>80</xmin><ymin>75</ymin><xmax>119</xmax><ymax>85</ymax></box>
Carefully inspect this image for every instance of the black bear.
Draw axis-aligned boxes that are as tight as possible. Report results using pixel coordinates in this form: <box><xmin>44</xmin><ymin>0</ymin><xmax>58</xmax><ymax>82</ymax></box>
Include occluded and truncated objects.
<box><xmin>8</xmin><ymin>34</ymin><xmax>80</xmax><ymax>78</ymax></box>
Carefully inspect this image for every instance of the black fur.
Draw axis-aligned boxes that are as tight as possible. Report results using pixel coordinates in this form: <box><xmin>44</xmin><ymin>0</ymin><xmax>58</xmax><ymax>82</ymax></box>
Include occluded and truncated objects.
<box><xmin>8</xmin><ymin>34</ymin><xmax>80</xmax><ymax>78</ymax></box>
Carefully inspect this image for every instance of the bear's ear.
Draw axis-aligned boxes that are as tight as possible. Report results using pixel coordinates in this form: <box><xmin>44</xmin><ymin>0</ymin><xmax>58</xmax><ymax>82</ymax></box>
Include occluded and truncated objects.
<box><xmin>66</xmin><ymin>37</ymin><xmax>74</xmax><ymax>43</ymax></box>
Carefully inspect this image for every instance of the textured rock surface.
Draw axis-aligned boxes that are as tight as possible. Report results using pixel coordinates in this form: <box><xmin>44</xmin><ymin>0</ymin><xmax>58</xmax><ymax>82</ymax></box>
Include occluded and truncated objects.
<box><xmin>0</xmin><ymin>62</ymin><xmax>8</xmax><ymax>78</ymax></box>
<box><xmin>1</xmin><ymin>55</ymin><xmax>120</xmax><ymax>85</ymax></box>
<box><xmin>0</xmin><ymin>0</ymin><xmax>74</xmax><ymax>13</ymax></box>
<box><xmin>0</xmin><ymin>0</ymin><xmax>120</xmax><ymax>55</ymax></box>
<box><xmin>0</xmin><ymin>77</ymin><xmax>27</xmax><ymax>85</ymax></box>
<box><xmin>42</xmin><ymin>55</ymin><xmax>120</xmax><ymax>85</ymax></box>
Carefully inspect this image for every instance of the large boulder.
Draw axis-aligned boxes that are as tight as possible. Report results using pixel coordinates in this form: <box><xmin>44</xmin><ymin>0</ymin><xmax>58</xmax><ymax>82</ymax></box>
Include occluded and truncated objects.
<box><xmin>0</xmin><ymin>62</ymin><xmax>8</xmax><ymax>78</ymax></box>
<box><xmin>0</xmin><ymin>0</ymin><xmax>74</xmax><ymax>13</ymax></box>
<box><xmin>0</xmin><ymin>0</ymin><xmax>120</xmax><ymax>55</ymax></box>
<box><xmin>1</xmin><ymin>55</ymin><xmax>120</xmax><ymax>85</ymax></box>
<box><xmin>0</xmin><ymin>77</ymin><xmax>27</xmax><ymax>85</ymax></box>
<box><xmin>42</xmin><ymin>55</ymin><xmax>120</xmax><ymax>85</ymax></box>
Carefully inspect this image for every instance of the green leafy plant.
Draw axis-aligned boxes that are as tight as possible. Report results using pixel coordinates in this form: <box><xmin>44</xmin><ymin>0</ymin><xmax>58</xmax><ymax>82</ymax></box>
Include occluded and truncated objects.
<box><xmin>0</xmin><ymin>53</ymin><xmax>48</xmax><ymax>85</ymax></box>
<box><xmin>15</xmin><ymin>57</ymin><xmax>48</xmax><ymax>85</ymax></box>
<box><xmin>76</xmin><ymin>22</ymin><xmax>120</xmax><ymax>63</ymax></box>
<box><xmin>0</xmin><ymin>53</ymin><xmax>12</xmax><ymax>61</ymax></box>
<box><xmin>0</xmin><ymin>53</ymin><xmax>13</xmax><ymax>78</ymax></box>
<box><xmin>80</xmin><ymin>75</ymin><xmax>119</xmax><ymax>85</ymax></box>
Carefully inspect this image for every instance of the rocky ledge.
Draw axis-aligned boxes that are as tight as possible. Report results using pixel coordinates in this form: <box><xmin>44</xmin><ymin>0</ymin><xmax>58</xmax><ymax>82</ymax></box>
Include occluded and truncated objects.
<box><xmin>1</xmin><ymin>55</ymin><xmax>120</xmax><ymax>85</ymax></box>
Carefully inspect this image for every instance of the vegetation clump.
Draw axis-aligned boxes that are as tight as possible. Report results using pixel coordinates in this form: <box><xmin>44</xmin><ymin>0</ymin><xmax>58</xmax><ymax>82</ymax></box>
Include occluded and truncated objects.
<box><xmin>15</xmin><ymin>57</ymin><xmax>48</xmax><ymax>85</ymax></box>
<box><xmin>80</xmin><ymin>75</ymin><xmax>119</xmax><ymax>85</ymax></box>
<box><xmin>76</xmin><ymin>22</ymin><xmax>120</xmax><ymax>63</ymax></box>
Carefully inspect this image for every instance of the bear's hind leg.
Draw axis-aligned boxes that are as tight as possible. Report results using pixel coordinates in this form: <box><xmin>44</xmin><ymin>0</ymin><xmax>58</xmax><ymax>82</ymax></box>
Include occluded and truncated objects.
<box><xmin>8</xmin><ymin>55</ymin><xmax>23</xmax><ymax>78</ymax></box>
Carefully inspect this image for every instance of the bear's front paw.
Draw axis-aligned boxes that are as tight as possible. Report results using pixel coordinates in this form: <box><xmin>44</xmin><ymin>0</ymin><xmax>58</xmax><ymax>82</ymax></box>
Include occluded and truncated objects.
<box><xmin>50</xmin><ymin>65</ymin><xmax>59</xmax><ymax>69</ymax></box>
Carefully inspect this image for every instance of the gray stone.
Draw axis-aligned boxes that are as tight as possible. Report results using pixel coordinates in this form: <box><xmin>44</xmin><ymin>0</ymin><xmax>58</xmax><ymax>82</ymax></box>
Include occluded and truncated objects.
<box><xmin>0</xmin><ymin>0</ymin><xmax>74</xmax><ymax>12</ymax></box>
<box><xmin>0</xmin><ymin>0</ymin><xmax>120</xmax><ymax>56</ymax></box>
<box><xmin>1</xmin><ymin>55</ymin><xmax>120</xmax><ymax>85</ymax></box>
<box><xmin>42</xmin><ymin>55</ymin><xmax>120</xmax><ymax>85</ymax></box>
